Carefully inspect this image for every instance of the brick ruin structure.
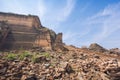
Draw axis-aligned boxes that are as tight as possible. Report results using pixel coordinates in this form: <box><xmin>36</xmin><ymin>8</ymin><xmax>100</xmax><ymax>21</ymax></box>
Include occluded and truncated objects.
<box><xmin>0</xmin><ymin>12</ymin><xmax>64</xmax><ymax>50</ymax></box>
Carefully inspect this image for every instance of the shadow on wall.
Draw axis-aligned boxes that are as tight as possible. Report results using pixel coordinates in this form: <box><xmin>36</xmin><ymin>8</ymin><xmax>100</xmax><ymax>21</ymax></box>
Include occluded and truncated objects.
<box><xmin>1</xmin><ymin>31</ymin><xmax>15</xmax><ymax>50</ymax></box>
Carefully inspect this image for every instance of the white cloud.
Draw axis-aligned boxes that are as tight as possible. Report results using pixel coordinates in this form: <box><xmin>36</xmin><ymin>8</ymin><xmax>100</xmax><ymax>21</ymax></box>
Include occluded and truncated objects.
<box><xmin>87</xmin><ymin>2</ymin><xmax>120</xmax><ymax>44</ymax></box>
<box><xmin>56</xmin><ymin>0</ymin><xmax>75</xmax><ymax>22</ymax></box>
<box><xmin>63</xmin><ymin>28</ymin><xmax>90</xmax><ymax>46</ymax></box>
<box><xmin>64</xmin><ymin>2</ymin><xmax>120</xmax><ymax>48</ymax></box>
<box><xmin>41</xmin><ymin>0</ymin><xmax>76</xmax><ymax>30</ymax></box>
<box><xmin>37</xmin><ymin>0</ymin><xmax>46</xmax><ymax>19</ymax></box>
<box><xmin>0</xmin><ymin>0</ymin><xmax>27</xmax><ymax>14</ymax></box>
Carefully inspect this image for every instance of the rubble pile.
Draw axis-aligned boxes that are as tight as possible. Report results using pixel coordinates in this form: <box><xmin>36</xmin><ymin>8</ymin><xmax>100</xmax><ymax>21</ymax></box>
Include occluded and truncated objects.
<box><xmin>0</xmin><ymin>48</ymin><xmax>120</xmax><ymax>80</ymax></box>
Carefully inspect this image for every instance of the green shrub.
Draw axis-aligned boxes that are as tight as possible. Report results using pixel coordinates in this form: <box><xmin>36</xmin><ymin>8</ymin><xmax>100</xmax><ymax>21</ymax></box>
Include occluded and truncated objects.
<box><xmin>6</xmin><ymin>53</ymin><xmax>17</xmax><ymax>60</ymax></box>
<box><xmin>19</xmin><ymin>51</ymin><xmax>31</xmax><ymax>60</ymax></box>
<box><xmin>31</xmin><ymin>54</ymin><xmax>38</xmax><ymax>63</ymax></box>
<box><xmin>31</xmin><ymin>54</ymin><xmax>47</xmax><ymax>63</ymax></box>
<box><xmin>41</xmin><ymin>52</ymin><xmax>50</xmax><ymax>58</ymax></box>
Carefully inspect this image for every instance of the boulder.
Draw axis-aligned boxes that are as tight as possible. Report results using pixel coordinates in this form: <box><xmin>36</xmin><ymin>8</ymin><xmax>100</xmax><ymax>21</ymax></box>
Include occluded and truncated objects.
<box><xmin>89</xmin><ymin>43</ymin><xmax>107</xmax><ymax>52</ymax></box>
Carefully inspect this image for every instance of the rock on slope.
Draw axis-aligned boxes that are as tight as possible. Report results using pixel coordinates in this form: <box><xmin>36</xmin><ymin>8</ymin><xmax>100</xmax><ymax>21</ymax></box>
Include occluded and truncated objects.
<box><xmin>89</xmin><ymin>43</ymin><xmax>108</xmax><ymax>52</ymax></box>
<box><xmin>0</xmin><ymin>45</ymin><xmax>120</xmax><ymax>80</ymax></box>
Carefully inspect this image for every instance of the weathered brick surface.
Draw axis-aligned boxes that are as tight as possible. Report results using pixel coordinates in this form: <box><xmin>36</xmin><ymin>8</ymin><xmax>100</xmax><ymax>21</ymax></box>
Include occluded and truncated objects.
<box><xmin>0</xmin><ymin>12</ymin><xmax>63</xmax><ymax>50</ymax></box>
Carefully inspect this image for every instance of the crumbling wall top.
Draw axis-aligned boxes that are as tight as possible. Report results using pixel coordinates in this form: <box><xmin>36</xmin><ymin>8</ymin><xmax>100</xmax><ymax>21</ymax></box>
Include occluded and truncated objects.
<box><xmin>0</xmin><ymin>12</ymin><xmax>42</xmax><ymax>28</ymax></box>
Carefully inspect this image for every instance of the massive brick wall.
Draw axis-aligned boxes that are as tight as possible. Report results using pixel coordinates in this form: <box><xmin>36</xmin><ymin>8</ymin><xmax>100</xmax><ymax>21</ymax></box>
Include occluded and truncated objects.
<box><xmin>0</xmin><ymin>12</ymin><xmax>64</xmax><ymax>50</ymax></box>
